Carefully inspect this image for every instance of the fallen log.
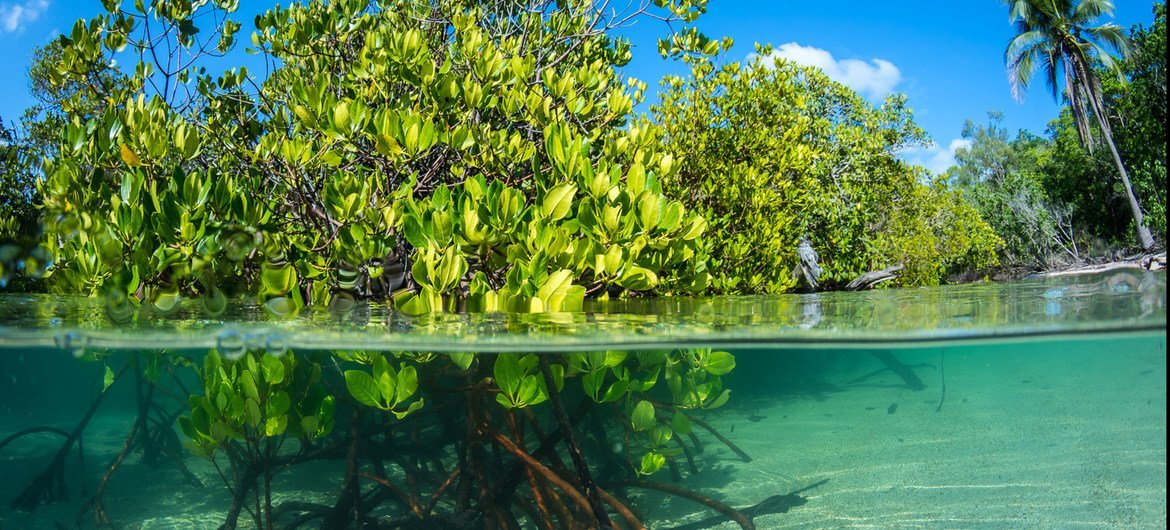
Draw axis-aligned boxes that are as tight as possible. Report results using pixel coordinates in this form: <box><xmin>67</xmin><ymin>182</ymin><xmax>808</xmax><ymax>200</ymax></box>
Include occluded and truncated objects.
<box><xmin>845</xmin><ymin>264</ymin><xmax>904</xmax><ymax>291</ymax></box>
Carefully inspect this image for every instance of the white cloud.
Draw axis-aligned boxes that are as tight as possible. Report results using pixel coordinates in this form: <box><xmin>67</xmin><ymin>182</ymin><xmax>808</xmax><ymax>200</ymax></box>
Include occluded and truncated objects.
<box><xmin>901</xmin><ymin>138</ymin><xmax>972</xmax><ymax>175</ymax></box>
<box><xmin>761</xmin><ymin>42</ymin><xmax>902</xmax><ymax>99</ymax></box>
<box><xmin>1</xmin><ymin>0</ymin><xmax>49</xmax><ymax>33</ymax></box>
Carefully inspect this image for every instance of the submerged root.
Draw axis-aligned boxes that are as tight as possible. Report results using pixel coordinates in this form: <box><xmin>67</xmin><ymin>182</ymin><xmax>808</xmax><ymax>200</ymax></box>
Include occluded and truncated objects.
<box><xmin>8</xmin><ymin>363</ymin><xmax>128</xmax><ymax>513</ymax></box>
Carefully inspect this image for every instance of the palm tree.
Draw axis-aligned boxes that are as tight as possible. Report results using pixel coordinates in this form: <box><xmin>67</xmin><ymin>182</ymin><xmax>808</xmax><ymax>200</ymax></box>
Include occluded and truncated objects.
<box><xmin>1003</xmin><ymin>0</ymin><xmax>1155</xmax><ymax>250</ymax></box>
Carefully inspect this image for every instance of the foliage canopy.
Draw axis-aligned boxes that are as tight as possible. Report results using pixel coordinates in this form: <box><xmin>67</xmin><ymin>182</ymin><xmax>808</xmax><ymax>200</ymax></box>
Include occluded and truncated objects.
<box><xmin>654</xmin><ymin>48</ymin><xmax>1000</xmax><ymax>292</ymax></box>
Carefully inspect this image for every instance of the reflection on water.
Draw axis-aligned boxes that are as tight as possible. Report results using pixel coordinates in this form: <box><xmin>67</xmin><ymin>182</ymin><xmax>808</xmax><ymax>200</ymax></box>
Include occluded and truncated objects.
<box><xmin>0</xmin><ymin>270</ymin><xmax>1164</xmax><ymax>353</ymax></box>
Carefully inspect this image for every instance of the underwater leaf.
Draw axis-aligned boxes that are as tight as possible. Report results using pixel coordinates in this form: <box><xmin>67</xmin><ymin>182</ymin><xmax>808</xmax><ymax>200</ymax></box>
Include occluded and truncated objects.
<box><xmin>102</xmin><ymin>365</ymin><xmax>115</xmax><ymax>392</ymax></box>
<box><xmin>264</xmin><ymin>415</ymin><xmax>287</xmax><ymax>437</ymax></box>
<box><xmin>706</xmin><ymin>389</ymin><xmax>731</xmax><ymax>410</ymax></box>
<box><xmin>602</xmin><ymin>350</ymin><xmax>627</xmax><ymax>368</ymax></box>
<box><xmin>601</xmin><ymin>379</ymin><xmax>629</xmax><ymax>403</ymax></box>
<box><xmin>267</xmin><ymin>391</ymin><xmax>291</xmax><ymax>417</ymax></box>
<box><xmin>548</xmin><ymin>362</ymin><xmax>565</xmax><ymax>392</ymax></box>
<box><xmin>378</xmin><ymin>370</ymin><xmax>397</xmax><ymax>407</ymax></box>
<box><xmin>315</xmin><ymin>396</ymin><xmax>335</xmax><ymax>438</ymax></box>
<box><xmin>179</xmin><ymin>416</ymin><xmax>199</xmax><ymax>441</ymax></box>
<box><xmin>494</xmin><ymin>354</ymin><xmax>523</xmax><ymax>395</ymax></box>
<box><xmin>261</xmin><ymin>355</ymin><xmax>285</xmax><ymax>385</ymax></box>
<box><xmin>582</xmin><ymin>370</ymin><xmax>605</xmax><ymax>402</ymax></box>
<box><xmin>638</xmin><ymin>451</ymin><xmax>666</xmax><ymax>476</ymax></box>
<box><xmin>395</xmin><ymin>365</ymin><xmax>418</xmax><ymax>405</ymax></box>
<box><xmin>519</xmin><ymin>375</ymin><xmax>549</xmax><ymax>407</ymax></box>
<box><xmin>245</xmin><ymin>398</ymin><xmax>262</xmax><ymax>428</ymax></box>
<box><xmin>301</xmin><ymin>415</ymin><xmax>319</xmax><ymax>437</ymax></box>
<box><xmin>631</xmin><ymin>400</ymin><xmax>655</xmax><ymax>431</ymax></box>
<box><xmin>344</xmin><ymin>370</ymin><xmax>382</xmax><ymax>408</ymax></box>
<box><xmin>496</xmin><ymin>393</ymin><xmax>517</xmax><ymax>409</ymax></box>
<box><xmin>448</xmin><ymin>352</ymin><xmax>475</xmax><ymax>370</ymax></box>
<box><xmin>650</xmin><ymin>425</ymin><xmax>673</xmax><ymax>446</ymax></box>
<box><xmin>701</xmin><ymin>351</ymin><xmax>736</xmax><ymax>376</ymax></box>
<box><xmin>671</xmin><ymin>411</ymin><xmax>692</xmax><ymax>435</ymax></box>
<box><xmin>241</xmin><ymin>370</ymin><xmax>259</xmax><ymax>401</ymax></box>
<box><xmin>393</xmin><ymin>398</ymin><xmax>425</xmax><ymax>419</ymax></box>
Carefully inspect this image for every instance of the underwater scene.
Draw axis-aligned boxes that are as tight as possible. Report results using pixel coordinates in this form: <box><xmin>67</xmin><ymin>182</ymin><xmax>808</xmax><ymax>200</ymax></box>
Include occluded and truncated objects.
<box><xmin>0</xmin><ymin>270</ymin><xmax>1165</xmax><ymax>529</ymax></box>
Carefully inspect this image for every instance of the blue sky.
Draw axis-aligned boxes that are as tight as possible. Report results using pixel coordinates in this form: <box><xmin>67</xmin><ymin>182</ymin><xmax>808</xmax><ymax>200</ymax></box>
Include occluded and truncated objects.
<box><xmin>0</xmin><ymin>0</ymin><xmax>1159</xmax><ymax>173</ymax></box>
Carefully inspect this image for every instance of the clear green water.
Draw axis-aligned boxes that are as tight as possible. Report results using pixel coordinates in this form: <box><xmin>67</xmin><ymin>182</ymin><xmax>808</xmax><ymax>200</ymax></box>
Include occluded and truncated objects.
<box><xmin>0</xmin><ymin>270</ymin><xmax>1165</xmax><ymax>529</ymax></box>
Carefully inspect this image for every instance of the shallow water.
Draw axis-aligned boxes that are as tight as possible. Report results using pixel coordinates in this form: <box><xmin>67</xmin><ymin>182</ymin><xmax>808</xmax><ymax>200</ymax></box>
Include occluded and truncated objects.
<box><xmin>0</xmin><ymin>271</ymin><xmax>1165</xmax><ymax>529</ymax></box>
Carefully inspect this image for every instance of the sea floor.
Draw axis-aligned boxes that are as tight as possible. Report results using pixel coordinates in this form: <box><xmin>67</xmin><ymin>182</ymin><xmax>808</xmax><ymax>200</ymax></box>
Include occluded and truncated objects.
<box><xmin>1</xmin><ymin>337</ymin><xmax>1166</xmax><ymax>529</ymax></box>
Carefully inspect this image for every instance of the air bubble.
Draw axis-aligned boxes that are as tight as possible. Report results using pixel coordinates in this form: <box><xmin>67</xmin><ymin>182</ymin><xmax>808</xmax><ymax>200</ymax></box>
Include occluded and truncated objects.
<box><xmin>263</xmin><ymin>296</ymin><xmax>297</xmax><ymax>317</ymax></box>
<box><xmin>105</xmin><ymin>290</ymin><xmax>135</xmax><ymax>323</ymax></box>
<box><xmin>221</xmin><ymin>229</ymin><xmax>258</xmax><ymax>261</ymax></box>
<box><xmin>216</xmin><ymin>330</ymin><xmax>247</xmax><ymax>361</ymax></box>
<box><xmin>55</xmin><ymin>332</ymin><xmax>89</xmax><ymax>358</ymax></box>
<box><xmin>329</xmin><ymin>291</ymin><xmax>357</xmax><ymax>315</ymax></box>
<box><xmin>265</xmin><ymin>333</ymin><xmax>288</xmax><ymax>358</ymax></box>
<box><xmin>201</xmin><ymin>289</ymin><xmax>228</xmax><ymax>317</ymax></box>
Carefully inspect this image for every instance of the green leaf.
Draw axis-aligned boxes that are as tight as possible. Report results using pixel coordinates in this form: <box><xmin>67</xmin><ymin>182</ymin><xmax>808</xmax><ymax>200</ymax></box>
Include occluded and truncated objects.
<box><xmin>671</xmin><ymin>411</ymin><xmax>692</xmax><ymax>435</ymax></box>
<box><xmin>638</xmin><ymin>451</ymin><xmax>666</xmax><ymax>476</ymax></box>
<box><xmin>449</xmin><ymin>352</ymin><xmax>475</xmax><ymax>370</ymax></box>
<box><xmin>707</xmin><ymin>389</ymin><xmax>731</xmax><ymax>409</ymax></box>
<box><xmin>102</xmin><ymin>365</ymin><xmax>115</xmax><ymax>392</ymax></box>
<box><xmin>261</xmin><ymin>355</ymin><xmax>285</xmax><ymax>385</ymax></box>
<box><xmin>541</xmin><ymin>182</ymin><xmax>577</xmax><ymax>221</ymax></box>
<box><xmin>264</xmin><ymin>415</ymin><xmax>287</xmax><ymax>437</ymax></box>
<box><xmin>245</xmin><ymin>398</ymin><xmax>262</xmax><ymax>427</ymax></box>
<box><xmin>344</xmin><ymin>370</ymin><xmax>382</xmax><ymax>408</ymax></box>
<box><xmin>395</xmin><ymin>365</ymin><xmax>418</xmax><ymax>405</ymax></box>
<box><xmin>626</xmin><ymin>162</ymin><xmax>646</xmax><ymax>195</ymax></box>
<box><xmin>378</xmin><ymin>370</ymin><xmax>397</xmax><ymax>406</ymax></box>
<box><xmin>494</xmin><ymin>354</ymin><xmax>523</xmax><ymax>395</ymax></box>
<box><xmin>241</xmin><ymin>370</ymin><xmax>259</xmax><ymax>401</ymax></box>
<box><xmin>631</xmin><ymin>400</ymin><xmax>655</xmax><ymax>431</ymax></box>
<box><xmin>702</xmin><ymin>351</ymin><xmax>736</xmax><ymax>375</ymax></box>
<box><xmin>267</xmin><ymin>391</ymin><xmax>291</xmax><ymax>417</ymax></box>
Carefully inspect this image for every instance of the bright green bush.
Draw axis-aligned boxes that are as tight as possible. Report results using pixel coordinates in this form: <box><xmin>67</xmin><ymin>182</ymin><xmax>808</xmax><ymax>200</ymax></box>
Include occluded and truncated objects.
<box><xmin>654</xmin><ymin>47</ymin><xmax>1000</xmax><ymax>292</ymax></box>
<box><xmin>37</xmin><ymin>0</ymin><xmax>713</xmax><ymax>312</ymax></box>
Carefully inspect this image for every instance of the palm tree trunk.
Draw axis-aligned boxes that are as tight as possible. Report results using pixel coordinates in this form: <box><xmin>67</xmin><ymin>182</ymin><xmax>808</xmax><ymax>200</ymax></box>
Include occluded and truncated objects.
<box><xmin>1094</xmin><ymin>111</ymin><xmax>1155</xmax><ymax>250</ymax></box>
<box><xmin>1072</xmin><ymin>52</ymin><xmax>1157</xmax><ymax>251</ymax></box>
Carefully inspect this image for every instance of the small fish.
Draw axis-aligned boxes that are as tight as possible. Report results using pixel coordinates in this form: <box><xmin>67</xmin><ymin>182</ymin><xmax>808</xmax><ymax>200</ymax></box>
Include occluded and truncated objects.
<box><xmin>747</xmin><ymin>414</ymin><xmax>766</xmax><ymax>423</ymax></box>
<box><xmin>887</xmin><ymin>403</ymin><xmax>898</xmax><ymax>415</ymax></box>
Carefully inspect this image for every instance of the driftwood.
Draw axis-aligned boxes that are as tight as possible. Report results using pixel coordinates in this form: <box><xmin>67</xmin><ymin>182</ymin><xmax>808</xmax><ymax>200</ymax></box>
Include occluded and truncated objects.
<box><xmin>844</xmin><ymin>264</ymin><xmax>904</xmax><ymax>291</ymax></box>
<box><xmin>1026</xmin><ymin>252</ymin><xmax>1166</xmax><ymax>278</ymax></box>
<box><xmin>868</xmin><ymin>352</ymin><xmax>926</xmax><ymax>391</ymax></box>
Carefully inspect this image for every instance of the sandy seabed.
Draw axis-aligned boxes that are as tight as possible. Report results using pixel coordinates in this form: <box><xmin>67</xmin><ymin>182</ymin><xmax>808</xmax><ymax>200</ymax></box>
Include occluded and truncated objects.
<box><xmin>2</xmin><ymin>336</ymin><xmax>1165</xmax><ymax>529</ymax></box>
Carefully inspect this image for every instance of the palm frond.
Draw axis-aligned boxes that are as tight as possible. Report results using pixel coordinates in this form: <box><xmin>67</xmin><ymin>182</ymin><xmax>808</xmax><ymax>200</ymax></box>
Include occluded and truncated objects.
<box><xmin>1085</xmin><ymin>23</ymin><xmax>1130</xmax><ymax>57</ymax></box>
<box><xmin>1043</xmin><ymin>49</ymin><xmax>1060</xmax><ymax>101</ymax></box>
<box><xmin>1004</xmin><ymin>0</ymin><xmax>1031</xmax><ymax>23</ymax></box>
<box><xmin>1071</xmin><ymin>0</ymin><xmax>1114</xmax><ymax>25</ymax></box>
<box><xmin>1005</xmin><ymin>29</ymin><xmax>1051</xmax><ymax>101</ymax></box>
<box><xmin>1088</xmin><ymin>40</ymin><xmax>1125</xmax><ymax>80</ymax></box>
<box><xmin>1064</xmin><ymin>66</ymin><xmax>1096</xmax><ymax>151</ymax></box>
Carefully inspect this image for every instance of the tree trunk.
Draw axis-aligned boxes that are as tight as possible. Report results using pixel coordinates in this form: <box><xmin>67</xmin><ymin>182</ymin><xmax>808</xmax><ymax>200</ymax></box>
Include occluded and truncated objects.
<box><xmin>1097</xmin><ymin>115</ymin><xmax>1155</xmax><ymax>250</ymax></box>
<box><xmin>1075</xmin><ymin>55</ymin><xmax>1157</xmax><ymax>251</ymax></box>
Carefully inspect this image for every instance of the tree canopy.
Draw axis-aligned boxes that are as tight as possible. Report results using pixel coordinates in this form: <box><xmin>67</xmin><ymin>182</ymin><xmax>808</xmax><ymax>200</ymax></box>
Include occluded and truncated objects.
<box><xmin>654</xmin><ymin>48</ymin><xmax>1000</xmax><ymax>292</ymax></box>
<box><xmin>1003</xmin><ymin>0</ymin><xmax>1156</xmax><ymax>249</ymax></box>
